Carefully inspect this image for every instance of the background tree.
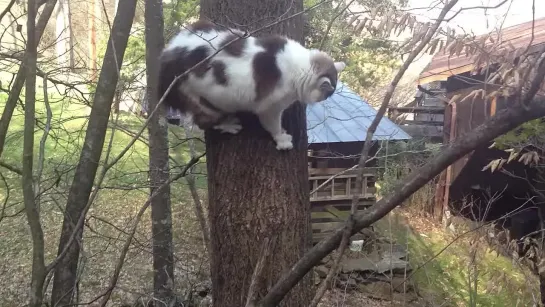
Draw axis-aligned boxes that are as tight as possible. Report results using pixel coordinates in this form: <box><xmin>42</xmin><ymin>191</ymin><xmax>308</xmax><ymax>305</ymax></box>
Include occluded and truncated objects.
<box><xmin>50</xmin><ymin>0</ymin><xmax>138</xmax><ymax>304</ymax></box>
<box><xmin>22</xmin><ymin>0</ymin><xmax>45</xmax><ymax>306</ymax></box>
<box><xmin>145</xmin><ymin>0</ymin><xmax>175</xmax><ymax>304</ymax></box>
<box><xmin>199</xmin><ymin>0</ymin><xmax>313</xmax><ymax>305</ymax></box>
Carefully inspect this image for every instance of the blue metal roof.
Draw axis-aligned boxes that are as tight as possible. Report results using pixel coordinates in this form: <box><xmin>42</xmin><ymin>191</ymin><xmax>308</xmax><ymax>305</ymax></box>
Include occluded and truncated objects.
<box><xmin>306</xmin><ymin>82</ymin><xmax>412</xmax><ymax>144</ymax></box>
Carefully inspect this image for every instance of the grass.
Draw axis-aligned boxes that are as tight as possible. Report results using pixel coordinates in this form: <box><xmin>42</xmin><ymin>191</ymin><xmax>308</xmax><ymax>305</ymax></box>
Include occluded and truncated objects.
<box><xmin>374</xmin><ymin>206</ymin><xmax>539</xmax><ymax>307</ymax></box>
<box><xmin>0</xmin><ymin>79</ymin><xmax>209</xmax><ymax>306</ymax></box>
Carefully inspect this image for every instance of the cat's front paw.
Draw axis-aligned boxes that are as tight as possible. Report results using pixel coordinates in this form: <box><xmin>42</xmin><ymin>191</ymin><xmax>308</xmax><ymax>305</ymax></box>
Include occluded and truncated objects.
<box><xmin>213</xmin><ymin>116</ymin><xmax>242</xmax><ymax>134</ymax></box>
<box><xmin>274</xmin><ymin>133</ymin><xmax>293</xmax><ymax>150</ymax></box>
<box><xmin>213</xmin><ymin>123</ymin><xmax>243</xmax><ymax>134</ymax></box>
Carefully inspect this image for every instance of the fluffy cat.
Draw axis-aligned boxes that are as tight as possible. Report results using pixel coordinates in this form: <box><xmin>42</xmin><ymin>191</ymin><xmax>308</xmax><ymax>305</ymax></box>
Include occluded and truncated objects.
<box><xmin>158</xmin><ymin>20</ymin><xmax>346</xmax><ymax>150</ymax></box>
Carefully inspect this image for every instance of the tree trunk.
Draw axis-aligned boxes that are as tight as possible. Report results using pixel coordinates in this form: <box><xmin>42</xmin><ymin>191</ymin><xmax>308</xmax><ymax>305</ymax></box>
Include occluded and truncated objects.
<box><xmin>145</xmin><ymin>0</ymin><xmax>175</xmax><ymax>304</ymax></box>
<box><xmin>199</xmin><ymin>0</ymin><xmax>313</xmax><ymax>306</ymax></box>
<box><xmin>50</xmin><ymin>1</ymin><xmax>137</xmax><ymax>305</ymax></box>
<box><xmin>23</xmin><ymin>0</ymin><xmax>47</xmax><ymax>306</ymax></box>
<box><xmin>0</xmin><ymin>0</ymin><xmax>57</xmax><ymax>159</ymax></box>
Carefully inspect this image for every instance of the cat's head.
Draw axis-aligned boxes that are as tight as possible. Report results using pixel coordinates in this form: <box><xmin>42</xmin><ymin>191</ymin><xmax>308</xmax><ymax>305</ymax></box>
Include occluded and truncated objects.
<box><xmin>300</xmin><ymin>50</ymin><xmax>346</xmax><ymax>104</ymax></box>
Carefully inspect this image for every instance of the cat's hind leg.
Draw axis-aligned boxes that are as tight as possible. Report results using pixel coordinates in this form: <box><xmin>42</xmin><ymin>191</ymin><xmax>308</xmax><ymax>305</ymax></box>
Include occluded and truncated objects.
<box><xmin>257</xmin><ymin>107</ymin><xmax>292</xmax><ymax>150</ymax></box>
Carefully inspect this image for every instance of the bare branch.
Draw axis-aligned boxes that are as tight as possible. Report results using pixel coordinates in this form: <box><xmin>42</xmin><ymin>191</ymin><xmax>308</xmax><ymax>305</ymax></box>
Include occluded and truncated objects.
<box><xmin>0</xmin><ymin>160</ymin><xmax>22</xmax><ymax>175</ymax></box>
<box><xmin>97</xmin><ymin>153</ymin><xmax>205</xmax><ymax>306</ymax></box>
<box><xmin>309</xmin><ymin>0</ymin><xmax>460</xmax><ymax>305</ymax></box>
<box><xmin>245</xmin><ymin>238</ymin><xmax>272</xmax><ymax>307</ymax></box>
<box><xmin>259</xmin><ymin>45</ymin><xmax>545</xmax><ymax>307</ymax></box>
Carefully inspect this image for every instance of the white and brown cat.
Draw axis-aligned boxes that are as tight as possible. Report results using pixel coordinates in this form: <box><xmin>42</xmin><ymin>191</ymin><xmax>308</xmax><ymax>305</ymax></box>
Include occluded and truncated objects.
<box><xmin>158</xmin><ymin>20</ymin><xmax>345</xmax><ymax>150</ymax></box>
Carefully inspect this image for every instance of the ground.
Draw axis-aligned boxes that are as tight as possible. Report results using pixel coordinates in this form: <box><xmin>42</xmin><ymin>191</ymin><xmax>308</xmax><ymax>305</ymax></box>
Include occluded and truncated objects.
<box><xmin>317</xmin><ymin>206</ymin><xmax>538</xmax><ymax>306</ymax></box>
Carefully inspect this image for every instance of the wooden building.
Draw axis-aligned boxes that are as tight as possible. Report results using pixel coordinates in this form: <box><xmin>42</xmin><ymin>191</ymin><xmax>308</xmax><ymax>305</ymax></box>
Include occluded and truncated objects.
<box><xmin>415</xmin><ymin>17</ymin><xmax>545</xmax><ymax>230</ymax></box>
<box><xmin>306</xmin><ymin>82</ymin><xmax>411</xmax><ymax>243</ymax></box>
<box><xmin>387</xmin><ymin>82</ymin><xmax>446</xmax><ymax>143</ymax></box>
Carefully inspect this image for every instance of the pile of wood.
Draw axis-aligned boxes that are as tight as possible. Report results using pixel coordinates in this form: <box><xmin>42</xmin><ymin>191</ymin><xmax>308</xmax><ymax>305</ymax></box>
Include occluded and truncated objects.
<box><xmin>314</xmin><ymin>240</ymin><xmax>419</xmax><ymax>303</ymax></box>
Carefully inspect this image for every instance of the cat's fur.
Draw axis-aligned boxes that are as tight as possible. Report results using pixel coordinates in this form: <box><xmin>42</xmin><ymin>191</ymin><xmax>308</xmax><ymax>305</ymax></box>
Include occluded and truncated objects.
<box><xmin>158</xmin><ymin>20</ymin><xmax>346</xmax><ymax>150</ymax></box>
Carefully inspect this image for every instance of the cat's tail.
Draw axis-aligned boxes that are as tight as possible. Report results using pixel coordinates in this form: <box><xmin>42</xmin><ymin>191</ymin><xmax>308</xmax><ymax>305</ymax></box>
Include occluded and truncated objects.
<box><xmin>157</xmin><ymin>47</ymin><xmax>190</xmax><ymax>114</ymax></box>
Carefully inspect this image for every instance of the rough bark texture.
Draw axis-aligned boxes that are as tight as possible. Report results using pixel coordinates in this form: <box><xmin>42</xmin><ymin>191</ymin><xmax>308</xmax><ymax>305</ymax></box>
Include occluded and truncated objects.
<box><xmin>23</xmin><ymin>0</ymin><xmax>46</xmax><ymax>306</ymax></box>
<box><xmin>145</xmin><ymin>0</ymin><xmax>175</xmax><ymax>304</ymax></box>
<box><xmin>0</xmin><ymin>0</ymin><xmax>57</xmax><ymax>159</ymax></box>
<box><xmin>50</xmin><ymin>1</ymin><xmax>137</xmax><ymax>305</ymax></box>
<box><xmin>199</xmin><ymin>0</ymin><xmax>312</xmax><ymax>306</ymax></box>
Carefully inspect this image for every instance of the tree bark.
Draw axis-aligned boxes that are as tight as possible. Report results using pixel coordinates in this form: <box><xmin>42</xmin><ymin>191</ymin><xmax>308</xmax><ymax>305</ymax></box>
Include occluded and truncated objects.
<box><xmin>50</xmin><ymin>1</ymin><xmax>137</xmax><ymax>306</ymax></box>
<box><xmin>0</xmin><ymin>0</ymin><xmax>57</xmax><ymax>159</ymax></box>
<box><xmin>145</xmin><ymin>0</ymin><xmax>175</xmax><ymax>304</ymax></box>
<box><xmin>23</xmin><ymin>0</ymin><xmax>46</xmax><ymax>306</ymax></box>
<box><xmin>199</xmin><ymin>0</ymin><xmax>312</xmax><ymax>306</ymax></box>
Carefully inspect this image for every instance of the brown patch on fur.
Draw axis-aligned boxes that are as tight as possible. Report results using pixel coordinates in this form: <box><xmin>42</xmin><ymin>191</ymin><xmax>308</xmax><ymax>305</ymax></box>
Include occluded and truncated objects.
<box><xmin>219</xmin><ymin>33</ymin><xmax>246</xmax><ymax>57</ymax></box>
<box><xmin>188</xmin><ymin>20</ymin><xmax>222</xmax><ymax>33</ymax></box>
<box><xmin>157</xmin><ymin>46</ymin><xmax>211</xmax><ymax>113</ymax></box>
<box><xmin>191</xmin><ymin>97</ymin><xmax>226</xmax><ymax>129</ymax></box>
<box><xmin>311</xmin><ymin>52</ymin><xmax>339</xmax><ymax>89</ymax></box>
<box><xmin>158</xmin><ymin>47</ymin><xmax>190</xmax><ymax>112</ymax></box>
<box><xmin>253</xmin><ymin>35</ymin><xmax>288</xmax><ymax>101</ymax></box>
<box><xmin>189</xmin><ymin>46</ymin><xmax>211</xmax><ymax>78</ymax></box>
<box><xmin>211</xmin><ymin>61</ymin><xmax>228</xmax><ymax>85</ymax></box>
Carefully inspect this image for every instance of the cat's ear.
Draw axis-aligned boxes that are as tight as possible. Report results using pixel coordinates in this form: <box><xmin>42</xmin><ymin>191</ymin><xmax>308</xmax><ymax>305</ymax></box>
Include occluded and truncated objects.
<box><xmin>334</xmin><ymin>62</ymin><xmax>346</xmax><ymax>73</ymax></box>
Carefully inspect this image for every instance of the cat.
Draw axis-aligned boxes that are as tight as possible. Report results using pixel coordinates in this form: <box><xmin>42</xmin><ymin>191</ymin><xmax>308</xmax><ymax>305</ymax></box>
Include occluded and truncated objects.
<box><xmin>157</xmin><ymin>20</ymin><xmax>346</xmax><ymax>150</ymax></box>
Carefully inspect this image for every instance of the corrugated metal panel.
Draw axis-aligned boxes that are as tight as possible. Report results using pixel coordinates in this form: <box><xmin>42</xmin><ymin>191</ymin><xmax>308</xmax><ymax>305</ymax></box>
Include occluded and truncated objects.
<box><xmin>307</xmin><ymin>82</ymin><xmax>412</xmax><ymax>144</ymax></box>
<box><xmin>419</xmin><ymin>17</ymin><xmax>545</xmax><ymax>84</ymax></box>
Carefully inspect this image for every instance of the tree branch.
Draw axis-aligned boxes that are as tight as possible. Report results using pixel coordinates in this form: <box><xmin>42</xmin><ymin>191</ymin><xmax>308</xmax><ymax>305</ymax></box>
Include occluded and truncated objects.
<box><xmin>259</xmin><ymin>71</ymin><xmax>545</xmax><ymax>307</ymax></box>
<box><xmin>309</xmin><ymin>1</ymin><xmax>459</xmax><ymax>305</ymax></box>
<box><xmin>0</xmin><ymin>0</ymin><xmax>58</xmax><ymax>159</ymax></box>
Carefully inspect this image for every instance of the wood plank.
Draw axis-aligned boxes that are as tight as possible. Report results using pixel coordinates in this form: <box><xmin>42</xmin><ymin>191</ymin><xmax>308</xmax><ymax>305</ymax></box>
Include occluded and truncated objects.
<box><xmin>311</xmin><ymin>231</ymin><xmax>368</xmax><ymax>243</ymax></box>
<box><xmin>311</xmin><ymin>222</ymin><xmax>343</xmax><ymax>231</ymax></box>
<box><xmin>399</xmin><ymin>125</ymin><xmax>443</xmax><ymax>139</ymax></box>
<box><xmin>388</xmin><ymin>106</ymin><xmax>445</xmax><ymax>114</ymax></box>
<box><xmin>308</xmin><ymin>167</ymin><xmax>379</xmax><ymax>177</ymax></box>
<box><xmin>310</xmin><ymin>194</ymin><xmax>376</xmax><ymax>202</ymax></box>
<box><xmin>309</xmin><ymin>173</ymin><xmax>376</xmax><ymax>181</ymax></box>
<box><xmin>324</xmin><ymin>205</ymin><xmax>345</xmax><ymax>217</ymax></box>
<box><xmin>399</xmin><ymin>119</ymin><xmax>444</xmax><ymax>126</ymax></box>
<box><xmin>311</xmin><ymin>212</ymin><xmax>345</xmax><ymax>220</ymax></box>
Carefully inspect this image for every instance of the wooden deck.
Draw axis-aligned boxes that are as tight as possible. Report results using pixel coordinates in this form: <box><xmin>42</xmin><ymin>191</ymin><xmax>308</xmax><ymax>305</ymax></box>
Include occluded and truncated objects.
<box><xmin>309</xmin><ymin>167</ymin><xmax>377</xmax><ymax>243</ymax></box>
<box><xmin>388</xmin><ymin>105</ymin><xmax>445</xmax><ymax>142</ymax></box>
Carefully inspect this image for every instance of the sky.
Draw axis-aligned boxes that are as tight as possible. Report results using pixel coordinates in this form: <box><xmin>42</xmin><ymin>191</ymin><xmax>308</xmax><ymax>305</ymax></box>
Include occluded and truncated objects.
<box><xmin>408</xmin><ymin>0</ymin><xmax>544</xmax><ymax>35</ymax></box>
<box><xmin>401</xmin><ymin>0</ymin><xmax>545</xmax><ymax>81</ymax></box>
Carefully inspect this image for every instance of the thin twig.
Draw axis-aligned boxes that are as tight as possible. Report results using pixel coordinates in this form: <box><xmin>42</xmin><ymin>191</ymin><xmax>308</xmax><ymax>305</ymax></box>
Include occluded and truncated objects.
<box><xmin>182</xmin><ymin>120</ymin><xmax>211</xmax><ymax>254</ymax></box>
<box><xmin>96</xmin><ymin>153</ymin><xmax>205</xmax><ymax>306</ymax></box>
<box><xmin>259</xmin><ymin>38</ymin><xmax>545</xmax><ymax>307</ymax></box>
<box><xmin>308</xmin><ymin>1</ymin><xmax>460</xmax><ymax>305</ymax></box>
<box><xmin>0</xmin><ymin>160</ymin><xmax>22</xmax><ymax>175</ymax></box>
<box><xmin>35</xmin><ymin>73</ymin><xmax>52</xmax><ymax>213</ymax></box>
<box><xmin>245</xmin><ymin>238</ymin><xmax>272</xmax><ymax>307</ymax></box>
<box><xmin>0</xmin><ymin>0</ymin><xmax>16</xmax><ymax>24</ymax></box>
